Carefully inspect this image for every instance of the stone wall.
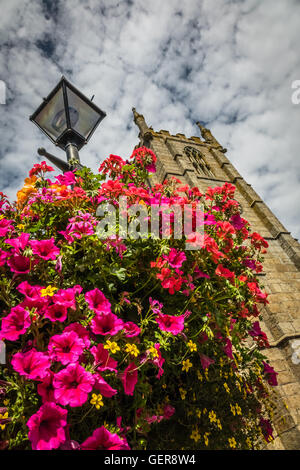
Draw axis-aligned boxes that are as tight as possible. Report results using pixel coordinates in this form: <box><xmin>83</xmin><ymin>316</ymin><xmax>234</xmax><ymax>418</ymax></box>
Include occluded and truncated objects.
<box><xmin>132</xmin><ymin>109</ymin><xmax>300</xmax><ymax>449</ymax></box>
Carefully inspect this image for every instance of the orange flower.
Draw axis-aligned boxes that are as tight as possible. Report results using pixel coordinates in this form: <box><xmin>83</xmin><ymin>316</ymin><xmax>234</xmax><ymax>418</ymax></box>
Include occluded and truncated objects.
<box><xmin>17</xmin><ymin>176</ymin><xmax>38</xmax><ymax>208</ymax></box>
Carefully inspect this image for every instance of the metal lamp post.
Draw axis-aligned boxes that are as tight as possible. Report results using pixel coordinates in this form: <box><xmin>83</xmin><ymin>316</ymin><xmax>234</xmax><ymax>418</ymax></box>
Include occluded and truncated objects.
<box><xmin>29</xmin><ymin>76</ymin><xmax>106</xmax><ymax>171</ymax></box>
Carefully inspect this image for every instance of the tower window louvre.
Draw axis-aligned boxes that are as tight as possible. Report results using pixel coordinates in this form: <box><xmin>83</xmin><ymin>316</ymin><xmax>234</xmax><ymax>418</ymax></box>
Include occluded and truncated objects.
<box><xmin>184</xmin><ymin>146</ymin><xmax>214</xmax><ymax>177</ymax></box>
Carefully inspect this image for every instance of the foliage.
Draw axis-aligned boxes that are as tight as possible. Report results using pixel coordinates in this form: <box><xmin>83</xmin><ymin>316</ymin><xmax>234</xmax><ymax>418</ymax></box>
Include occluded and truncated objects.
<box><xmin>0</xmin><ymin>148</ymin><xmax>278</xmax><ymax>450</ymax></box>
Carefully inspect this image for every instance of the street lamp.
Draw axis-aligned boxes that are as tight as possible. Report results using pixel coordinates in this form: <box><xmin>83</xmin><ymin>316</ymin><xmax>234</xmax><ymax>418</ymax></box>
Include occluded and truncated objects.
<box><xmin>29</xmin><ymin>76</ymin><xmax>106</xmax><ymax>171</ymax></box>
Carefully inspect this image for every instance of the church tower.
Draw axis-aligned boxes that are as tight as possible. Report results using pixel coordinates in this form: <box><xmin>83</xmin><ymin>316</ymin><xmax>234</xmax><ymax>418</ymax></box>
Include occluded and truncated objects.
<box><xmin>132</xmin><ymin>108</ymin><xmax>300</xmax><ymax>450</ymax></box>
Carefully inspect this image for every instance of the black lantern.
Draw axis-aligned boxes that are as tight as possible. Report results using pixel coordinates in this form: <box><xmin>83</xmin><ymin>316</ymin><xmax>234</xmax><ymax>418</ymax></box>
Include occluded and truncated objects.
<box><xmin>30</xmin><ymin>76</ymin><xmax>106</xmax><ymax>170</ymax></box>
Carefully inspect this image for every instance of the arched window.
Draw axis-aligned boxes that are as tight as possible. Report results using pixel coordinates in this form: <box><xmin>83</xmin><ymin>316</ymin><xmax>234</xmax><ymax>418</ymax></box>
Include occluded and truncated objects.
<box><xmin>184</xmin><ymin>146</ymin><xmax>214</xmax><ymax>178</ymax></box>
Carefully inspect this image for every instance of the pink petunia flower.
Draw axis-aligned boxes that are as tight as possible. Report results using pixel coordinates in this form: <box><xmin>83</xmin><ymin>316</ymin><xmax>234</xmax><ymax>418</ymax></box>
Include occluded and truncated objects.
<box><xmin>123</xmin><ymin>321</ymin><xmax>141</xmax><ymax>338</ymax></box>
<box><xmin>152</xmin><ymin>343</ymin><xmax>165</xmax><ymax>379</ymax></box>
<box><xmin>4</xmin><ymin>233</ymin><xmax>30</xmax><ymax>252</ymax></box>
<box><xmin>11</xmin><ymin>349</ymin><xmax>51</xmax><ymax>380</ymax></box>
<box><xmin>0</xmin><ymin>218</ymin><xmax>14</xmax><ymax>237</ymax></box>
<box><xmin>223</xmin><ymin>338</ymin><xmax>233</xmax><ymax>359</ymax></box>
<box><xmin>44</xmin><ymin>303</ymin><xmax>68</xmax><ymax>323</ymax></box>
<box><xmin>48</xmin><ymin>331</ymin><xmax>85</xmax><ymax>365</ymax></box>
<box><xmin>263</xmin><ymin>362</ymin><xmax>278</xmax><ymax>386</ymax></box>
<box><xmin>7</xmin><ymin>254</ymin><xmax>31</xmax><ymax>274</ymax></box>
<box><xmin>53</xmin><ymin>285</ymin><xmax>82</xmax><ymax>310</ymax></box>
<box><xmin>17</xmin><ymin>281</ymin><xmax>46</xmax><ymax>309</ymax></box>
<box><xmin>163</xmin><ymin>404</ymin><xmax>175</xmax><ymax>419</ymax></box>
<box><xmin>156</xmin><ymin>313</ymin><xmax>185</xmax><ymax>335</ymax></box>
<box><xmin>0</xmin><ymin>305</ymin><xmax>31</xmax><ymax>341</ymax></box>
<box><xmin>53</xmin><ymin>363</ymin><xmax>94</xmax><ymax>407</ymax></box>
<box><xmin>29</xmin><ymin>238</ymin><xmax>60</xmax><ymax>260</ymax></box>
<box><xmin>55</xmin><ymin>171</ymin><xmax>76</xmax><ymax>186</ymax></box>
<box><xmin>91</xmin><ymin>312</ymin><xmax>124</xmax><ymax>336</ymax></box>
<box><xmin>85</xmin><ymin>288</ymin><xmax>111</xmax><ymax>315</ymax></box>
<box><xmin>199</xmin><ymin>353</ymin><xmax>215</xmax><ymax>371</ymax></box>
<box><xmin>37</xmin><ymin>372</ymin><xmax>55</xmax><ymax>403</ymax></box>
<box><xmin>64</xmin><ymin>323</ymin><xmax>90</xmax><ymax>348</ymax></box>
<box><xmin>93</xmin><ymin>374</ymin><xmax>118</xmax><ymax>397</ymax></box>
<box><xmin>0</xmin><ymin>249</ymin><xmax>9</xmax><ymax>266</ymax></box>
<box><xmin>90</xmin><ymin>343</ymin><xmax>118</xmax><ymax>372</ymax></box>
<box><xmin>163</xmin><ymin>248</ymin><xmax>186</xmax><ymax>269</ymax></box>
<box><xmin>121</xmin><ymin>363</ymin><xmax>138</xmax><ymax>396</ymax></box>
<box><xmin>81</xmin><ymin>426</ymin><xmax>130</xmax><ymax>450</ymax></box>
<box><xmin>27</xmin><ymin>402</ymin><xmax>68</xmax><ymax>450</ymax></box>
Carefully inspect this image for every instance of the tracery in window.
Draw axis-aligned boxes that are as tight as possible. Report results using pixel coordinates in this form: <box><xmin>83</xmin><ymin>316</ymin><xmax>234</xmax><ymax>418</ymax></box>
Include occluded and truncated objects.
<box><xmin>184</xmin><ymin>146</ymin><xmax>214</xmax><ymax>178</ymax></box>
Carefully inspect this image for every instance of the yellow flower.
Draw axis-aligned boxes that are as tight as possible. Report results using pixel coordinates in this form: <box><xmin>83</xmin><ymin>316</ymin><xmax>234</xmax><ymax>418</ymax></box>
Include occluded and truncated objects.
<box><xmin>235</xmin><ymin>404</ymin><xmax>242</xmax><ymax>415</ymax></box>
<box><xmin>148</xmin><ymin>345</ymin><xmax>159</xmax><ymax>358</ymax></box>
<box><xmin>104</xmin><ymin>340</ymin><xmax>120</xmax><ymax>354</ymax></box>
<box><xmin>204</xmin><ymin>369</ymin><xmax>209</xmax><ymax>380</ymax></box>
<box><xmin>230</xmin><ymin>404</ymin><xmax>236</xmax><ymax>416</ymax></box>
<box><xmin>187</xmin><ymin>340</ymin><xmax>197</xmax><ymax>352</ymax></box>
<box><xmin>190</xmin><ymin>428</ymin><xmax>201</xmax><ymax>442</ymax></box>
<box><xmin>0</xmin><ymin>412</ymin><xmax>8</xmax><ymax>430</ymax></box>
<box><xmin>208</xmin><ymin>410</ymin><xmax>217</xmax><ymax>423</ymax></box>
<box><xmin>182</xmin><ymin>359</ymin><xmax>193</xmax><ymax>372</ymax></box>
<box><xmin>228</xmin><ymin>437</ymin><xmax>237</xmax><ymax>449</ymax></box>
<box><xmin>223</xmin><ymin>382</ymin><xmax>230</xmax><ymax>394</ymax></box>
<box><xmin>3</xmin><ymin>399</ymin><xmax>9</xmax><ymax>406</ymax></box>
<box><xmin>125</xmin><ymin>343</ymin><xmax>140</xmax><ymax>357</ymax></box>
<box><xmin>204</xmin><ymin>432</ymin><xmax>209</xmax><ymax>446</ymax></box>
<box><xmin>217</xmin><ymin>419</ymin><xmax>222</xmax><ymax>430</ymax></box>
<box><xmin>162</xmin><ymin>383</ymin><xmax>167</xmax><ymax>389</ymax></box>
<box><xmin>196</xmin><ymin>408</ymin><xmax>201</xmax><ymax>418</ymax></box>
<box><xmin>17</xmin><ymin>224</ymin><xmax>25</xmax><ymax>231</ymax></box>
<box><xmin>246</xmin><ymin>437</ymin><xmax>252</xmax><ymax>449</ymax></box>
<box><xmin>179</xmin><ymin>387</ymin><xmax>187</xmax><ymax>400</ymax></box>
<box><xmin>90</xmin><ymin>393</ymin><xmax>104</xmax><ymax>410</ymax></box>
<box><xmin>197</xmin><ymin>370</ymin><xmax>203</xmax><ymax>382</ymax></box>
<box><xmin>40</xmin><ymin>285</ymin><xmax>57</xmax><ymax>297</ymax></box>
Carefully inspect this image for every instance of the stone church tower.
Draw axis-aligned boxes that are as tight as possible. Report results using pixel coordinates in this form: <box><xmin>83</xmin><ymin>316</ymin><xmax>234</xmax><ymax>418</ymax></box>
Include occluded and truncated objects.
<box><xmin>132</xmin><ymin>108</ymin><xmax>300</xmax><ymax>450</ymax></box>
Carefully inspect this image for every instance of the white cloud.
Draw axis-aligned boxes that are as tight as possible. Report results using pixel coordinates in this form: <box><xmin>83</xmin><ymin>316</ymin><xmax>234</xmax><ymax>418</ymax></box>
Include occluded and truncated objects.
<box><xmin>0</xmin><ymin>0</ymin><xmax>299</xmax><ymax>240</ymax></box>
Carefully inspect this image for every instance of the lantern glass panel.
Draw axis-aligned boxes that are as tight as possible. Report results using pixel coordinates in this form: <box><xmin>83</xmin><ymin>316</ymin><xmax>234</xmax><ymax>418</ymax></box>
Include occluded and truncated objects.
<box><xmin>34</xmin><ymin>88</ymin><xmax>67</xmax><ymax>141</ymax></box>
<box><xmin>66</xmin><ymin>86</ymin><xmax>102</xmax><ymax>139</ymax></box>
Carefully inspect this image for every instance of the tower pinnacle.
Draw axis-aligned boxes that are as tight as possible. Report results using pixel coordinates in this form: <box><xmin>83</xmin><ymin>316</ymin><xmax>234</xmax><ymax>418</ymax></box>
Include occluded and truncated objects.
<box><xmin>132</xmin><ymin>108</ymin><xmax>152</xmax><ymax>140</ymax></box>
<box><xmin>196</xmin><ymin>121</ymin><xmax>221</xmax><ymax>147</ymax></box>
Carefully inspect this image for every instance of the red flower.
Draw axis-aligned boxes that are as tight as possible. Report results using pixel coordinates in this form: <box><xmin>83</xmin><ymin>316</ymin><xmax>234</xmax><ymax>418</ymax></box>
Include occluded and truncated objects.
<box><xmin>27</xmin><ymin>402</ymin><xmax>67</xmax><ymax>450</ymax></box>
<box><xmin>29</xmin><ymin>161</ymin><xmax>54</xmax><ymax>178</ymax></box>
<box><xmin>215</xmin><ymin>264</ymin><xmax>235</xmax><ymax>279</ymax></box>
<box><xmin>81</xmin><ymin>426</ymin><xmax>130</xmax><ymax>450</ymax></box>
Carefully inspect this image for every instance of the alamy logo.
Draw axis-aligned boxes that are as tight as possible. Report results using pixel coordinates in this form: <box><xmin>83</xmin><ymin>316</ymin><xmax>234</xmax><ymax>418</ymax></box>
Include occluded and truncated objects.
<box><xmin>95</xmin><ymin>196</ymin><xmax>206</xmax><ymax>250</ymax></box>
<box><xmin>291</xmin><ymin>80</ymin><xmax>300</xmax><ymax>105</ymax></box>
<box><xmin>0</xmin><ymin>80</ymin><xmax>6</xmax><ymax>105</ymax></box>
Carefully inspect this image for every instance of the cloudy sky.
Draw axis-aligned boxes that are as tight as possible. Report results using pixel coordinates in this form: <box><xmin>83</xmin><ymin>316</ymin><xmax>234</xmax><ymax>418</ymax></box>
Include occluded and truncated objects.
<box><xmin>0</xmin><ymin>0</ymin><xmax>299</xmax><ymax>238</ymax></box>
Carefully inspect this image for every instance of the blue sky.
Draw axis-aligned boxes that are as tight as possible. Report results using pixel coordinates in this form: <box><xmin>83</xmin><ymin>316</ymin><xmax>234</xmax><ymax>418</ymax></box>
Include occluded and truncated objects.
<box><xmin>0</xmin><ymin>0</ymin><xmax>299</xmax><ymax>238</ymax></box>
